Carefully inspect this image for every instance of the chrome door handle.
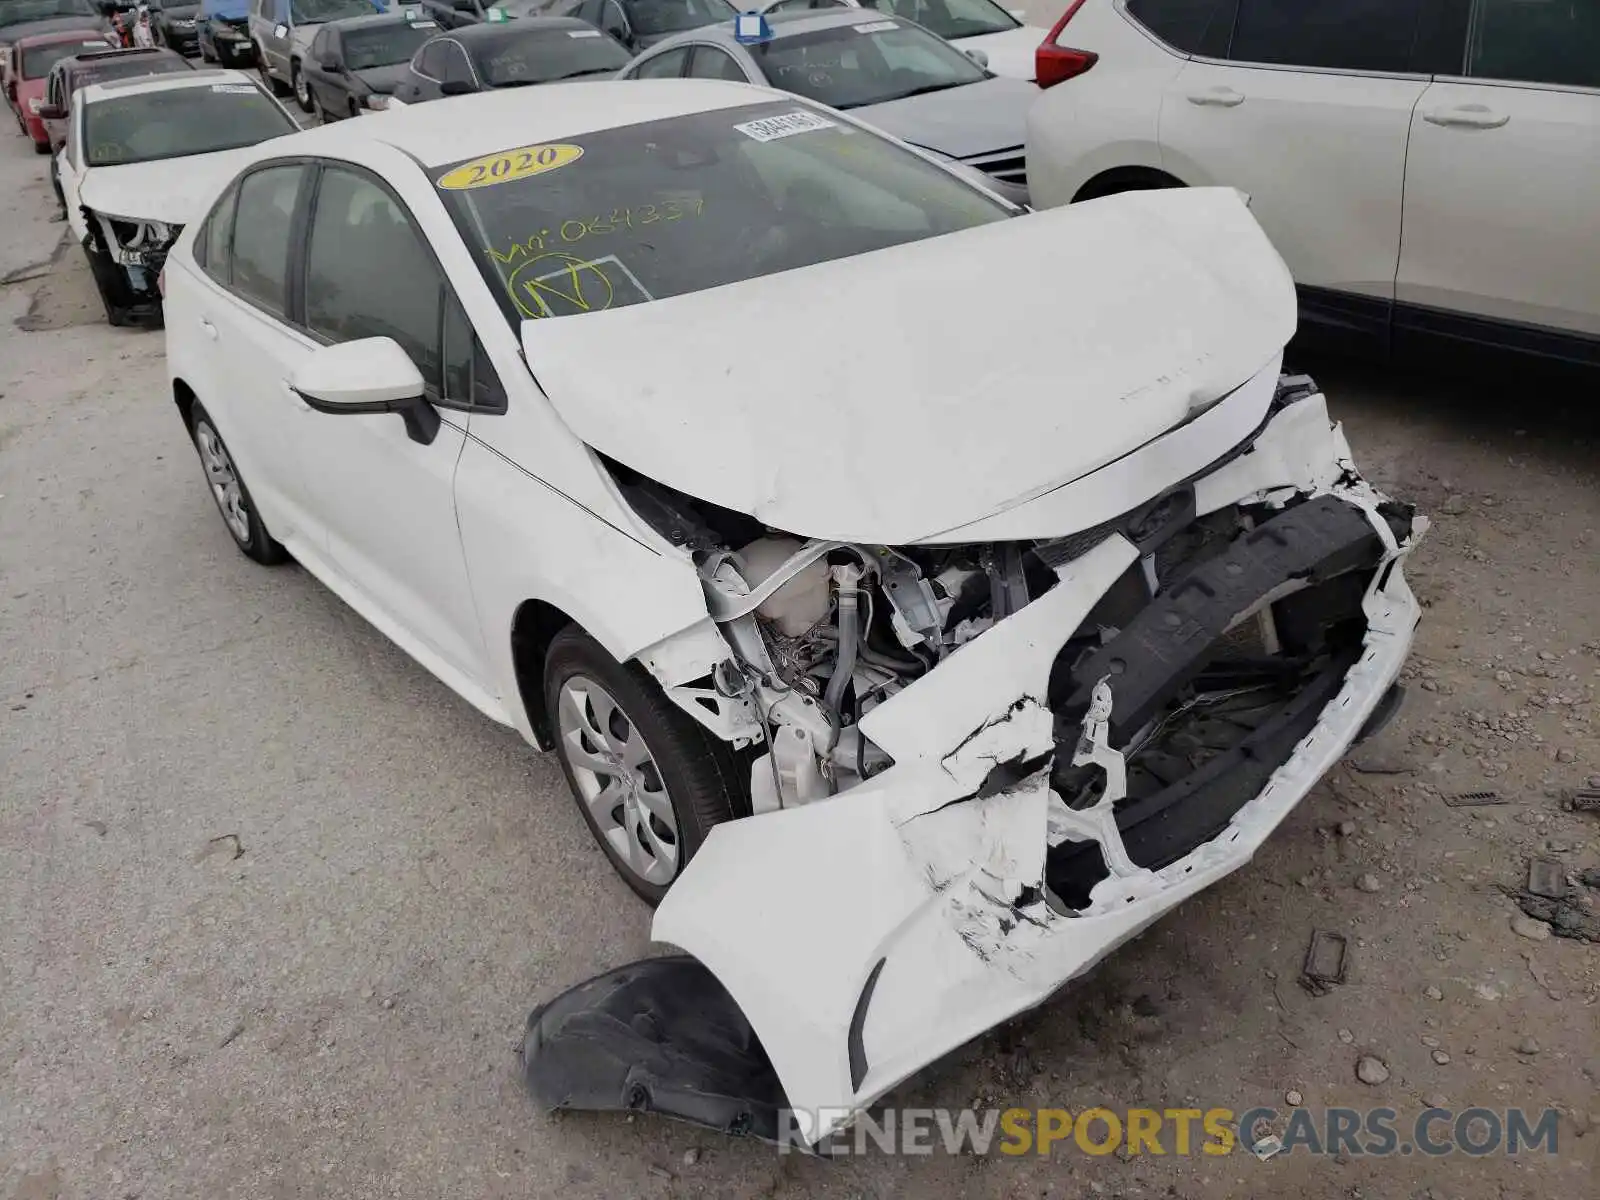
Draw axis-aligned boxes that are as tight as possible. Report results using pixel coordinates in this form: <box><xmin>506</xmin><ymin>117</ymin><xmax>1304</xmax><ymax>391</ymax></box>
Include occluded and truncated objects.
<box><xmin>198</xmin><ymin>318</ymin><xmax>217</xmax><ymax>340</ymax></box>
<box><xmin>1423</xmin><ymin>104</ymin><xmax>1509</xmax><ymax>129</ymax></box>
<box><xmin>1187</xmin><ymin>87</ymin><xmax>1244</xmax><ymax>107</ymax></box>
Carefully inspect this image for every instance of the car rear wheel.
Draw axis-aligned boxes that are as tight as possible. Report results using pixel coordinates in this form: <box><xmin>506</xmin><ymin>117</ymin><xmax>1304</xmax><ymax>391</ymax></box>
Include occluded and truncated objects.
<box><xmin>542</xmin><ymin>627</ymin><xmax>745</xmax><ymax>906</ymax></box>
<box><xmin>292</xmin><ymin>61</ymin><xmax>311</xmax><ymax>112</ymax></box>
<box><xmin>188</xmin><ymin>402</ymin><xmax>288</xmax><ymax>566</ymax></box>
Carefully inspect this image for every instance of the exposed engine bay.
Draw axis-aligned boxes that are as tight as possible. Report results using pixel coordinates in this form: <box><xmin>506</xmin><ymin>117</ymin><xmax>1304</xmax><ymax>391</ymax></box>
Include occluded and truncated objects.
<box><xmin>80</xmin><ymin>207</ymin><xmax>175</xmax><ymax>324</ymax></box>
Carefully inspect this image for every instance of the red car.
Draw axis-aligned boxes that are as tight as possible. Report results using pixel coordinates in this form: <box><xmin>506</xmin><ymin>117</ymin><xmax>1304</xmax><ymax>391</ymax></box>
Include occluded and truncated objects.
<box><xmin>6</xmin><ymin>26</ymin><xmax>114</xmax><ymax>151</ymax></box>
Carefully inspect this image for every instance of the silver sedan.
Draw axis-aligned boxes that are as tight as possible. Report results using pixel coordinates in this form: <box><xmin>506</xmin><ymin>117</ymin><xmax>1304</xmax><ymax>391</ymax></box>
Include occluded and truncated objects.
<box><xmin>615</xmin><ymin>9</ymin><xmax>1034</xmax><ymax>202</ymax></box>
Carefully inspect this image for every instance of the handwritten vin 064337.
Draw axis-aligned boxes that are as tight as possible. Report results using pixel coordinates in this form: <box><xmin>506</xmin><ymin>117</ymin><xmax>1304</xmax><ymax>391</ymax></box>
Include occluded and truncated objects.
<box><xmin>483</xmin><ymin>198</ymin><xmax>707</xmax><ymax>266</ymax></box>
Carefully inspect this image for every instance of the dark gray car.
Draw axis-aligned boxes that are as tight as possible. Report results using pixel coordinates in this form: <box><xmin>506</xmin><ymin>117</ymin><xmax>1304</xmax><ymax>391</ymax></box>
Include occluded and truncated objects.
<box><xmin>615</xmin><ymin>9</ymin><xmax>1033</xmax><ymax>201</ymax></box>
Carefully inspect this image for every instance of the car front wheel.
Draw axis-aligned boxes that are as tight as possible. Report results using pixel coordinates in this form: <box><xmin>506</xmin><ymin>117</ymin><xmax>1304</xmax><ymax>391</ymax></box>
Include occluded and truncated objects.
<box><xmin>188</xmin><ymin>402</ymin><xmax>288</xmax><ymax>565</ymax></box>
<box><xmin>292</xmin><ymin>61</ymin><xmax>311</xmax><ymax>112</ymax></box>
<box><xmin>542</xmin><ymin>627</ymin><xmax>745</xmax><ymax>905</ymax></box>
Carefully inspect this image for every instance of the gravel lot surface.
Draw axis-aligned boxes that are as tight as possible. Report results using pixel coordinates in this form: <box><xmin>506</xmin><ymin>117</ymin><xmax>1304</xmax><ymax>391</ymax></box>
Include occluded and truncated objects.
<box><xmin>2</xmin><ymin>56</ymin><xmax>1597</xmax><ymax>1200</ymax></box>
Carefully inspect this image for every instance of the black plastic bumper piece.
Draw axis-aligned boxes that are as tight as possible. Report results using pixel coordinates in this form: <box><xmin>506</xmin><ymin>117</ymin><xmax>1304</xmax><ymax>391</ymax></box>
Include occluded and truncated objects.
<box><xmin>521</xmin><ymin>955</ymin><xmax>787</xmax><ymax>1143</ymax></box>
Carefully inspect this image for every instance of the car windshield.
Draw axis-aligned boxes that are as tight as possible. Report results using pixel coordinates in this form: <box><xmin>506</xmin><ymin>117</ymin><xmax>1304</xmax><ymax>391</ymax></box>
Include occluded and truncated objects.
<box><xmin>0</xmin><ymin>0</ymin><xmax>96</xmax><ymax>23</ymax></box>
<box><xmin>470</xmin><ymin>25</ymin><xmax>630</xmax><ymax>86</ymax></box>
<box><xmin>67</xmin><ymin>50</ymin><xmax>190</xmax><ymax>89</ymax></box>
<box><xmin>858</xmin><ymin>0</ymin><xmax>1016</xmax><ymax>39</ymax></box>
<box><xmin>289</xmin><ymin>0</ymin><xmax>375</xmax><ymax>24</ymax></box>
<box><xmin>342</xmin><ymin>20</ymin><xmax>435</xmax><ymax>68</ymax></box>
<box><xmin>621</xmin><ymin>0</ymin><xmax>732</xmax><ymax>36</ymax></box>
<box><xmin>751</xmin><ymin>19</ymin><xmax>986</xmax><ymax>109</ymax></box>
<box><xmin>435</xmin><ymin>99</ymin><xmax>1010</xmax><ymax>324</ymax></box>
<box><xmin>82</xmin><ymin>83</ymin><xmax>296</xmax><ymax>166</ymax></box>
<box><xmin>21</xmin><ymin>37</ymin><xmax>108</xmax><ymax>77</ymax></box>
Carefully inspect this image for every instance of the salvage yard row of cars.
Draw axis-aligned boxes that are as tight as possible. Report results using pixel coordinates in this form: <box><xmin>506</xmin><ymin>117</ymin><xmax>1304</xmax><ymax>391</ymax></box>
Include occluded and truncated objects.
<box><xmin>4</xmin><ymin>0</ymin><xmax>1594</xmax><ymax>1150</ymax></box>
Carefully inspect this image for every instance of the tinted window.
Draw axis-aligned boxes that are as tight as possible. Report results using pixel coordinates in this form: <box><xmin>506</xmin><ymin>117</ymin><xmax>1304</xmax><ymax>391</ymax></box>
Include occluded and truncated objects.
<box><xmin>305</xmin><ymin>168</ymin><xmax>444</xmax><ymax>388</ymax></box>
<box><xmin>686</xmin><ymin>44</ymin><xmax>747</xmax><ymax>80</ymax></box>
<box><xmin>415</xmin><ymin>40</ymin><xmax>450</xmax><ymax>75</ymax></box>
<box><xmin>631</xmin><ymin>44</ymin><xmax>686</xmax><ymax>75</ymax></box>
<box><xmin>434</xmin><ymin>99</ymin><xmax>1010</xmax><ymax>324</ymax></box>
<box><xmin>288</xmin><ymin>0</ymin><xmax>373</xmax><ymax>22</ymax></box>
<box><xmin>20</xmin><ymin>38</ymin><xmax>113</xmax><ymax>79</ymax></box>
<box><xmin>1231</xmin><ymin>0</ymin><xmax>1424</xmax><ymax>74</ymax></box>
<box><xmin>82</xmin><ymin>84</ymin><xmax>296</xmax><ymax>166</ymax></box>
<box><xmin>230</xmin><ymin>164</ymin><xmax>302</xmax><ymax>315</ymax></box>
<box><xmin>1126</xmin><ymin>0</ymin><xmax>1234</xmax><ymax>56</ymax></box>
<box><xmin>749</xmin><ymin>20</ymin><xmax>986</xmax><ymax>109</ymax></box>
<box><xmin>200</xmin><ymin>182</ymin><xmax>238</xmax><ymax>282</ymax></box>
<box><xmin>470</xmin><ymin>25</ymin><xmax>630</xmax><ymax>84</ymax></box>
<box><xmin>1467</xmin><ymin>0</ymin><xmax>1600</xmax><ymax>89</ymax></box>
<box><xmin>342</xmin><ymin>20</ymin><xmax>439</xmax><ymax>68</ymax></box>
<box><xmin>619</xmin><ymin>0</ymin><xmax>732</xmax><ymax>36</ymax></box>
<box><xmin>860</xmin><ymin>0</ymin><xmax>1018</xmax><ymax>40</ymax></box>
<box><xmin>441</xmin><ymin>291</ymin><xmax>506</xmax><ymax>408</ymax></box>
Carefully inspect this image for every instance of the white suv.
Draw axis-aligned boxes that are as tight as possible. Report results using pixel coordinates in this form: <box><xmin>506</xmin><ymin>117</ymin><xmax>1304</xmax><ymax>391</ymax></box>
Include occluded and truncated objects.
<box><xmin>1025</xmin><ymin>0</ymin><xmax>1600</xmax><ymax>372</ymax></box>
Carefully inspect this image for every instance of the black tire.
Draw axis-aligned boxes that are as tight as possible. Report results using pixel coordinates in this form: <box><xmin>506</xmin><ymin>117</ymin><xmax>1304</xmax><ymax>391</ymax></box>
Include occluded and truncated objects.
<box><xmin>291</xmin><ymin>61</ymin><xmax>312</xmax><ymax>112</ymax></box>
<box><xmin>187</xmin><ymin>401</ymin><xmax>288</xmax><ymax>566</ymax></box>
<box><xmin>348</xmin><ymin>97</ymin><xmax>361</xmax><ymax>120</ymax></box>
<box><xmin>310</xmin><ymin>87</ymin><xmax>328</xmax><ymax>122</ymax></box>
<box><xmin>33</xmin><ymin>138</ymin><xmax>50</xmax><ymax>155</ymax></box>
<box><xmin>542</xmin><ymin>626</ymin><xmax>746</xmax><ymax>906</ymax></box>
<box><xmin>257</xmin><ymin>47</ymin><xmax>290</xmax><ymax>96</ymax></box>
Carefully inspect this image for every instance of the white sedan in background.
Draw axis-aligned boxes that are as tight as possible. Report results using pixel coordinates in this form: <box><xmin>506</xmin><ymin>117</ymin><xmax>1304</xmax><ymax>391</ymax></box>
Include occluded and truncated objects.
<box><xmin>1024</xmin><ymin>0</ymin><xmax>1600</xmax><ymax>374</ymax></box>
<box><xmin>58</xmin><ymin>68</ymin><xmax>299</xmax><ymax>325</ymax></box>
<box><xmin>162</xmin><ymin>78</ymin><xmax>1421</xmax><ymax>1148</ymax></box>
<box><xmin>752</xmin><ymin>0</ymin><xmax>1048</xmax><ymax>80</ymax></box>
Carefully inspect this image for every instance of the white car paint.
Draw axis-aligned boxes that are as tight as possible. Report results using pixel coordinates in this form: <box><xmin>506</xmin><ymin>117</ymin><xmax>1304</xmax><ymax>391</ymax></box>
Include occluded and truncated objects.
<box><xmin>162</xmin><ymin>79</ymin><xmax>1423</xmax><ymax>1142</ymax></box>
<box><xmin>524</xmin><ymin>186</ymin><xmax>1295</xmax><ymax>545</ymax></box>
<box><xmin>1025</xmin><ymin>0</ymin><xmax>1600</xmax><ymax>347</ymax></box>
<box><xmin>756</xmin><ymin>0</ymin><xmax>1048</xmax><ymax>80</ymax></box>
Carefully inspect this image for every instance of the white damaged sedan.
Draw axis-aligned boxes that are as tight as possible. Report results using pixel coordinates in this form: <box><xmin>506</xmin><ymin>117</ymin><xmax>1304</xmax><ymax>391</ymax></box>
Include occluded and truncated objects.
<box><xmin>160</xmin><ymin>79</ymin><xmax>1425</xmax><ymax>1148</ymax></box>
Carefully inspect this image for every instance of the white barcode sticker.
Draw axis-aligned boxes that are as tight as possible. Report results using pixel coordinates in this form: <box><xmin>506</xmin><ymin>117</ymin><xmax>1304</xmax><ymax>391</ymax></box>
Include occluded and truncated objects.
<box><xmin>732</xmin><ymin>109</ymin><xmax>837</xmax><ymax>143</ymax></box>
<box><xmin>567</xmin><ymin>28</ymin><xmax>601</xmax><ymax>36</ymax></box>
<box><xmin>853</xmin><ymin>19</ymin><xmax>897</xmax><ymax>33</ymax></box>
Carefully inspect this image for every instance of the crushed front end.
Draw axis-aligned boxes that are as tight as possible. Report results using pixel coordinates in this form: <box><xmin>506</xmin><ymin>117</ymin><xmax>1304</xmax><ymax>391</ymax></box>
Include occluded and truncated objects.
<box><xmin>80</xmin><ymin>207</ymin><xmax>176</xmax><ymax>325</ymax></box>
<box><xmin>523</xmin><ymin>369</ymin><xmax>1425</xmax><ymax>1148</ymax></box>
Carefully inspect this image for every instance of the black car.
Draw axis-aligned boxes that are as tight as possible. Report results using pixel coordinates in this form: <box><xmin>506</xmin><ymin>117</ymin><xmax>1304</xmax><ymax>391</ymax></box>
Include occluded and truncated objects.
<box><xmin>551</xmin><ymin>0</ymin><xmax>732</xmax><ymax>53</ymax></box>
<box><xmin>149</xmin><ymin>0</ymin><xmax>200</xmax><ymax>52</ymax></box>
<box><xmin>300</xmin><ymin>10</ymin><xmax>437</xmax><ymax>118</ymax></box>
<box><xmin>390</xmin><ymin>15</ymin><xmax>626</xmax><ymax>104</ymax></box>
<box><xmin>194</xmin><ymin>0</ymin><xmax>250</xmax><ymax>66</ymax></box>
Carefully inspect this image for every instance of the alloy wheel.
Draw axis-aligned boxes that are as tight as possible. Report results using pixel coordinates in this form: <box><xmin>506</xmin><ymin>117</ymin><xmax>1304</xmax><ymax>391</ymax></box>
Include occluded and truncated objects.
<box><xmin>556</xmin><ymin>674</ymin><xmax>680</xmax><ymax>887</ymax></box>
<box><xmin>193</xmin><ymin>420</ymin><xmax>251</xmax><ymax>544</ymax></box>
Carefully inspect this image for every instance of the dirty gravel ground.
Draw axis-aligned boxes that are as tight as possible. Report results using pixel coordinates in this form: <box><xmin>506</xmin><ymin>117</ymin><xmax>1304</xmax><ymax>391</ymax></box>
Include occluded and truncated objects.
<box><xmin>2</xmin><ymin>111</ymin><xmax>1598</xmax><ymax>1200</ymax></box>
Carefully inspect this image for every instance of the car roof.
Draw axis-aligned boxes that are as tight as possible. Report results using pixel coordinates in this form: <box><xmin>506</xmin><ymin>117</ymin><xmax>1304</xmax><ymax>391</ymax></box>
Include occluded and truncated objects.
<box><xmin>268</xmin><ymin>77</ymin><xmax>783</xmax><ymax>167</ymax></box>
<box><xmin>13</xmin><ymin>26</ymin><xmax>109</xmax><ymax>44</ymax></box>
<box><xmin>79</xmin><ymin>66</ymin><xmax>250</xmax><ymax>103</ymax></box>
<box><xmin>449</xmin><ymin>14</ymin><xmax>593</xmax><ymax>44</ymax></box>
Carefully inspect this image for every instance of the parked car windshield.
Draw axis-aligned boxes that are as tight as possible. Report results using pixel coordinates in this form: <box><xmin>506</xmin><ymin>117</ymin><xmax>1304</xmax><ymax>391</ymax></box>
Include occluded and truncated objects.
<box><xmin>21</xmin><ymin>37</ymin><xmax>110</xmax><ymax>77</ymax></box>
<box><xmin>860</xmin><ymin>0</ymin><xmax>1018</xmax><ymax>39</ymax></box>
<box><xmin>0</xmin><ymin>0</ymin><xmax>97</xmax><ymax>23</ymax></box>
<box><xmin>470</xmin><ymin>25</ymin><xmax>630</xmax><ymax>84</ymax></box>
<box><xmin>82</xmin><ymin>84</ymin><xmax>296</xmax><ymax>166</ymax></box>
<box><xmin>436</xmin><ymin>99</ymin><xmax>1010</xmax><ymax>324</ymax></box>
<box><xmin>289</xmin><ymin>0</ymin><xmax>376</xmax><ymax>24</ymax></box>
<box><xmin>621</xmin><ymin>0</ymin><xmax>733</xmax><ymax>36</ymax></box>
<box><xmin>751</xmin><ymin>20</ymin><xmax>986</xmax><ymax>109</ymax></box>
<box><xmin>342</xmin><ymin>20</ymin><xmax>435</xmax><ymax>68</ymax></box>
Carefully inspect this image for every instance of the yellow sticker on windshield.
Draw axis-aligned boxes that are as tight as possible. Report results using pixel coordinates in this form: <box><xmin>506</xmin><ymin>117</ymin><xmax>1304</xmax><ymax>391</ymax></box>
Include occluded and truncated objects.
<box><xmin>436</xmin><ymin>144</ymin><xmax>584</xmax><ymax>191</ymax></box>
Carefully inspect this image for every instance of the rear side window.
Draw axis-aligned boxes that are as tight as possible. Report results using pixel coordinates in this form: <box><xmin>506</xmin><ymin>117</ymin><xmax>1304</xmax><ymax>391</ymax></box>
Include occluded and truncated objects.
<box><xmin>230</xmin><ymin>165</ymin><xmax>304</xmax><ymax>316</ymax></box>
<box><xmin>198</xmin><ymin>183</ymin><xmax>239</xmax><ymax>281</ymax></box>
<box><xmin>1467</xmin><ymin>0</ymin><xmax>1600</xmax><ymax>90</ymax></box>
<box><xmin>1230</xmin><ymin>0</ymin><xmax>1424</xmax><ymax>74</ymax></box>
<box><xmin>1127</xmin><ymin>0</ymin><xmax>1236</xmax><ymax>57</ymax></box>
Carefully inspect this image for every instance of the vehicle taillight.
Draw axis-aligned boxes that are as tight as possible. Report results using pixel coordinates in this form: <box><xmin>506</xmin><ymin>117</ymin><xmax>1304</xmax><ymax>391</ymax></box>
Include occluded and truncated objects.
<box><xmin>1036</xmin><ymin>0</ymin><xmax>1099</xmax><ymax>89</ymax></box>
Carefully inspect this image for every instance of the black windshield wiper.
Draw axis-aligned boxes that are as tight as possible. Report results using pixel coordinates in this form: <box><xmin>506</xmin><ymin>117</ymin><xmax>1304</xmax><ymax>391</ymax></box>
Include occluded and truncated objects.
<box><xmin>548</xmin><ymin>66</ymin><xmax>618</xmax><ymax>80</ymax></box>
<box><xmin>868</xmin><ymin>79</ymin><xmax>969</xmax><ymax>104</ymax></box>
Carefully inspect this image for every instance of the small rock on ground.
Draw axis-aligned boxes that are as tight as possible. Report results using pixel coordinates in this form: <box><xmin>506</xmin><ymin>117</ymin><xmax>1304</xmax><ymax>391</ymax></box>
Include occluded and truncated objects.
<box><xmin>1357</xmin><ymin>1056</ymin><xmax>1390</xmax><ymax>1085</ymax></box>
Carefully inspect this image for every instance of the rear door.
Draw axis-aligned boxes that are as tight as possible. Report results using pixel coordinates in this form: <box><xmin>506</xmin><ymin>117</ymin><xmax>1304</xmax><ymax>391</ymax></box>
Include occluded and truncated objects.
<box><xmin>1397</xmin><ymin>0</ymin><xmax>1600</xmax><ymax>344</ymax></box>
<box><xmin>1158</xmin><ymin>0</ymin><xmax>1430</xmax><ymax>322</ymax></box>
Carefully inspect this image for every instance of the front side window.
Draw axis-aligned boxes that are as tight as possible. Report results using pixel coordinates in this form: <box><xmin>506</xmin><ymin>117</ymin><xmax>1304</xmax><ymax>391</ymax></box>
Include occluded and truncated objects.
<box><xmin>229</xmin><ymin>164</ymin><xmax>303</xmax><ymax>315</ymax></box>
<box><xmin>1230</xmin><ymin>0</ymin><xmax>1424</xmax><ymax>74</ymax></box>
<box><xmin>434</xmin><ymin>99</ymin><xmax>1011</xmax><ymax>324</ymax></box>
<box><xmin>304</xmin><ymin>167</ymin><xmax>445</xmax><ymax>388</ymax></box>
<box><xmin>619</xmin><ymin>0</ymin><xmax>733</xmax><ymax>37</ymax></box>
<box><xmin>21</xmin><ymin>39</ymin><xmax>112</xmax><ymax>80</ymax></box>
<box><xmin>749</xmin><ymin>20</ymin><xmax>986</xmax><ymax>109</ymax></box>
<box><xmin>860</xmin><ymin>0</ymin><xmax>1018</xmax><ymax>40</ymax></box>
<box><xmin>1126</xmin><ymin>0</ymin><xmax>1234</xmax><ymax>56</ymax></box>
<box><xmin>341</xmin><ymin>20</ymin><xmax>438</xmax><ymax>68</ymax></box>
<box><xmin>82</xmin><ymin>84</ymin><xmax>297</xmax><ymax>167</ymax></box>
<box><xmin>630</xmin><ymin>44</ymin><xmax>687</xmax><ymax>75</ymax></box>
<box><xmin>1467</xmin><ymin>0</ymin><xmax>1600</xmax><ymax>89</ymax></box>
<box><xmin>470</xmin><ymin>24</ymin><xmax>631</xmax><ymax>85</ymax></box>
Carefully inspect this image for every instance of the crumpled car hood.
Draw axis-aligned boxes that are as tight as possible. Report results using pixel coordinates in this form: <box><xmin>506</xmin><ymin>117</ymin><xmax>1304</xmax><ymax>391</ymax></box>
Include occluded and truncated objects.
<box><xmin>79</xmin><ymin>146</ymin><xmax>266</xmax><ymax>224</ymax></box>
<box><xmin>523</xmin><ymin>186</ymin><xmax>1296</xmax><ymax>545</ymax></box>
<box><xmin>855</xmin><ymin>74</ymin><xmax>1036</xmax><ymax>160</ymax></box>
